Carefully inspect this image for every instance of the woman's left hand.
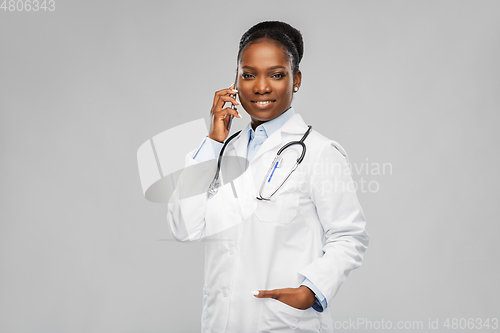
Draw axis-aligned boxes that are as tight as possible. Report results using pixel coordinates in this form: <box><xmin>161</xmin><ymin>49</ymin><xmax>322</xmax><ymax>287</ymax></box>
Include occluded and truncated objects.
<box><xmin>253</xmin><ymin>286</ymin><xmax>316</xmax><ymax>310</ymax></box>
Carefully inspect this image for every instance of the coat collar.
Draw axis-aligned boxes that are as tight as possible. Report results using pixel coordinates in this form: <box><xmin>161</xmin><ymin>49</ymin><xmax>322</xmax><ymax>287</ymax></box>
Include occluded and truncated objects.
<box><xmin>229</xmin><ymin>112</ymin><xmax>310</xmax><ymax>170</ymax></box>
<box><xmin>246</xmin><ymin>107</ymin><xmax>296</xmax><ymax>142</ymax></box>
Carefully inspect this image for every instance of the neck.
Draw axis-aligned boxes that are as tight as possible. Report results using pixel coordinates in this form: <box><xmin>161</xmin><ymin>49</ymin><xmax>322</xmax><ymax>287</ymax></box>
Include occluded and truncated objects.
<box><xmin>250</xmin><ymin>106</ymin><xmax>292</xmax><ymax>131</ymax></box>
<box><xmin>251</xmin><ymin>119</ymin><xmax>264</xmax><ymax>131</ymax></box>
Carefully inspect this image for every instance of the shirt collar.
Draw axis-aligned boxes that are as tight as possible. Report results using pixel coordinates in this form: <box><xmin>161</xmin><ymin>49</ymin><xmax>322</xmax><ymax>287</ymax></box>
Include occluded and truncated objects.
<box><xmin>247</xmin><ymin>107</ymin><xmax>296</xmax><ymax>141</ymax></box>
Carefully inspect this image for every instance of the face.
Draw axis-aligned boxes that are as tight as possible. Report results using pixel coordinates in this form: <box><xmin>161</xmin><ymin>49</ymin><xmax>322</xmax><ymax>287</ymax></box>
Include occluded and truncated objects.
<box><xmin>237</xmin><ymin>38</ymin><xmax>302</xmax><ymax>130</ymax></box>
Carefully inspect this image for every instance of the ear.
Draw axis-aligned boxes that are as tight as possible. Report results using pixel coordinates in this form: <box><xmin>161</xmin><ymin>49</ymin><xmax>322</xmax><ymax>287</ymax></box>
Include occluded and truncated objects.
<box><xmin>293</xmin><ymin>70</ymin><xmax>302</xmax><ymax>90</ymax></box>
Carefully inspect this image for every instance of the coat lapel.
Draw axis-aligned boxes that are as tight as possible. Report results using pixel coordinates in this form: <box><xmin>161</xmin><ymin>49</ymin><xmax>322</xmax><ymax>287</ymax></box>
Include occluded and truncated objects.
<box><xmin>229</xmin><ymin>123</ymin><xmax>250</xmax><ymax>172</ymax></box>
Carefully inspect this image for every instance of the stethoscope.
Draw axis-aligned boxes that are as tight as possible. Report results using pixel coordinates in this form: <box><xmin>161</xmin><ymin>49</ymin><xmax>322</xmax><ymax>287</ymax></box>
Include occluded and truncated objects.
<box><xmin>207</xmin><ymin>125</ymin><xmax>312</xmax><ymax>201</ymax></box>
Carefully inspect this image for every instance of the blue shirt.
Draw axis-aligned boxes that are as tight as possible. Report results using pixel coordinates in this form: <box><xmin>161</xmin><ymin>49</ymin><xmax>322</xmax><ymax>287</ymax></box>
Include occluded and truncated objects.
<box><xmin>191</xmin><ymin>107</ymin><xmax>327</xmax><ymax>312</ymax></box>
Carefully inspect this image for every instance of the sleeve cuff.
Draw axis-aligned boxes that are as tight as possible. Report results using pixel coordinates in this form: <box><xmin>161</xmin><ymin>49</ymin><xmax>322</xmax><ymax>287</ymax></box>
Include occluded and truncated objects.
<box><xmin>300</xmin><ymin>277</ymin><xmax>328</xmax><ymax>312</ymax></box>
<box><xmin>192</xmin><ymin>136</ymin><xmax>224</xmax><ymax>162</ymax></box>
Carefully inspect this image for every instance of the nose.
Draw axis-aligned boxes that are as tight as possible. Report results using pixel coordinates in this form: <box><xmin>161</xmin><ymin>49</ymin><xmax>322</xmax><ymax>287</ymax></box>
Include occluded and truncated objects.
<box><xmin>253</xmin><ymin>77</ymin><xmax>272</xmax><ymax>94</ymax></box>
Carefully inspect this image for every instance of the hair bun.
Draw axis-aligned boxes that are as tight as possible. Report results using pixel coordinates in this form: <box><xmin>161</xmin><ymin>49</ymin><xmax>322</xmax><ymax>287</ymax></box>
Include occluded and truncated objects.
<box><xmin>238</xmin><ymin>21</ymin><xmax>304</xmax><ymax>73</ymax></box>
<box><xmin>243</xmin><ymin>21</ymin><xmax>303</xmax><ymax>62</ymax></box>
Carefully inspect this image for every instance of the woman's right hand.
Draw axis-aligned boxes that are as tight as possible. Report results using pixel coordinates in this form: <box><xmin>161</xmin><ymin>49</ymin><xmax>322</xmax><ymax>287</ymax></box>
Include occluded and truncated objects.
<box><xmin>208</xmin><ymin>84</ymin><xmax>241</xmax><ymax>143</ymax></box>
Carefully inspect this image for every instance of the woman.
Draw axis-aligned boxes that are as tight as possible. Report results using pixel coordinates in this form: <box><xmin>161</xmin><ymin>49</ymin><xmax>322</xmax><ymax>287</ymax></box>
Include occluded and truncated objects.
<box><xmin>167</xmin><ymin>21</ymin><xmax>368</xmax><ymax>332</ymax></box>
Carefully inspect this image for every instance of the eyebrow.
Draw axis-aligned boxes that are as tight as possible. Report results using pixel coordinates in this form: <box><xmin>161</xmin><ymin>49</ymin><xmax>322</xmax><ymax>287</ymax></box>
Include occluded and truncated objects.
<box><xmin>241</xmin><ymin>65</ymin><xmax>287</xmax><ymax>70</ymax></box>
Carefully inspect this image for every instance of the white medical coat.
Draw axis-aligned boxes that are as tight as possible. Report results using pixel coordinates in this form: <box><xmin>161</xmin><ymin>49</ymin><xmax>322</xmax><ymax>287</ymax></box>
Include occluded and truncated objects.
<box><xmin>167</xmin><ymin>113</ymin><xmax>369</xmax><ymax>332</ymax></box>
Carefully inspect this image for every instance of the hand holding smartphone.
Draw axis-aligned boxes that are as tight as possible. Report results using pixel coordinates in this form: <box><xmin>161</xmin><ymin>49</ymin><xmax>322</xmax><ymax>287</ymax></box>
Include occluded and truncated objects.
<box><xmin>208</xmin><ymin>80</ymin><xmax>240</xmax><ymax>143</ymax></box>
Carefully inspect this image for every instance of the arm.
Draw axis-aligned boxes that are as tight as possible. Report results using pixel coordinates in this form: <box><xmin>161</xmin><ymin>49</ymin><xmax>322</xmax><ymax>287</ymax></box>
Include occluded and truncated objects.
<box><xmin>192</xmin><ymin>136</ymin><xmax>224</xmax><ymax>162</ymax></box>
<box><xmin>166</xmin><ymin>136</ymin><xmax>222</xmax><ymax>242</ymax></box>
<box><xmin>167</xmin><ymin>85</ymin><xmax>239</xmax><ymax>242</ymax></box>
<box><xmin>300</xmin><ymin>277</ymin><xmax>327</xmax><ymax>312</ymax></box>
<box><xmin>297</xmin><ymin>141</ymin><xmax>369</xmax><ymax>305</ymax></box>
<box><xmin>253</xmin><ymin>141</ymin><xmax>368</xmax><ymax>310</ymax></box>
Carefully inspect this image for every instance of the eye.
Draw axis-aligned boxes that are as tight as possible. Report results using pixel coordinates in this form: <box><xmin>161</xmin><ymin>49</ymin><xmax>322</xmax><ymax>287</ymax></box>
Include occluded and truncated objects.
<box><xmin>241</xmin><ymin>73</ymin><xmax>254</xmax><ymax>79</ymax></box>
<box><xmin>272</xmin><ymin>72</ymin><xmax>286</xmax><ymax>79</ymax></box>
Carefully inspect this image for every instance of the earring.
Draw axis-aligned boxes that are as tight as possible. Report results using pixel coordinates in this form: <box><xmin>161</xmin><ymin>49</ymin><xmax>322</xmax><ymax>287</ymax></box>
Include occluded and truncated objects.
<box><xmin>293</xmin><ymin>86</ymin><xmax>299</xmax><ymax>92</ymax></box>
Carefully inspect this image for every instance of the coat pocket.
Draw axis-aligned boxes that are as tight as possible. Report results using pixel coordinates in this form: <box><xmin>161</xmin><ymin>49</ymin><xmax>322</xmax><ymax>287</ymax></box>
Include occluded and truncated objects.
<box><xmin>258</xmin><ymin>298</ymin><xmax>321</xmax><ymax>332</ymax></box>
<box><xmin>254</xmin><ymin>183</ymin><xmax>299</xmax><ymax>224</ymax></box>
<box><xmin>254</xmin><ymin>163</ymin><xmax>304</xmax><ymax>224</ymax></box>
<box><xmin>253</xmin><ymin>149</ymin><xmax>304</xmax><ymax>224</ymax></box>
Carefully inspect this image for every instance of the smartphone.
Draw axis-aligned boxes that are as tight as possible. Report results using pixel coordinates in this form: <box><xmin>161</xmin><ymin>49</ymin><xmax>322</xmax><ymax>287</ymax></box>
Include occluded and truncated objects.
<box><xmin>226</xmin><ymin>77</ymin><xmax>238</xmax><ymax>131</ymax></box>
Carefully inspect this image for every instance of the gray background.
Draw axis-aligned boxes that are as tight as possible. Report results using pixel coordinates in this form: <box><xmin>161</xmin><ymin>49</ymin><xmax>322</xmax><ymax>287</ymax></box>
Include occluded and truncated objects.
<box><xmin>1</xmin><ymin>0</ymin><xmax>499</xmax><ymax>332</ymax></box>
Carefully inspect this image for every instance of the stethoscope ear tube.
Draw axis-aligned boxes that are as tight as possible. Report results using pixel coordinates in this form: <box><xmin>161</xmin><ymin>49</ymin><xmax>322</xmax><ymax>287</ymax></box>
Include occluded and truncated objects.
<box><xmin>275</xmin><ymin>125</ymin><xmax>311</xmax><ymax>162</ymax></box>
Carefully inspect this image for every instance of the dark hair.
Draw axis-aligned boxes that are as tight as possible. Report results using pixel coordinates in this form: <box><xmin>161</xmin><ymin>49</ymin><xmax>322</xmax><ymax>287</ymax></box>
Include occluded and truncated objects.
<box><xmin>237</xmin><ymin>21</ymin><xmax>304</xmax><ymax>74</ymax></box>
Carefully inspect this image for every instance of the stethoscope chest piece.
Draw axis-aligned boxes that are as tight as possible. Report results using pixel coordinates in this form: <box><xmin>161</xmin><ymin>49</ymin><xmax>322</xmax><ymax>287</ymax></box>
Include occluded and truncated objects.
<box><xmin>207</xmin><ymin>178</ymin><xmax>220</xmax><ymax>198</ymax></box>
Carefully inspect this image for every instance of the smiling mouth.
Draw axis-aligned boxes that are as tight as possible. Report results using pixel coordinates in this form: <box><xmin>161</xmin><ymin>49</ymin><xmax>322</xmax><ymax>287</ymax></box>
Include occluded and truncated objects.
<box><xmin>252</xmin><ymin>100</ymin><xmax>276</xmax><ymax>106</ymax></box>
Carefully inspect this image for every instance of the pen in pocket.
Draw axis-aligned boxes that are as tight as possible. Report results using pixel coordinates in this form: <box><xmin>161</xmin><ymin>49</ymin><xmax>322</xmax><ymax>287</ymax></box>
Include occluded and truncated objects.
<box><xmin>267</xmin><ymin>157</ymin><xmax>282</xmax><ymax>182</ymax></box>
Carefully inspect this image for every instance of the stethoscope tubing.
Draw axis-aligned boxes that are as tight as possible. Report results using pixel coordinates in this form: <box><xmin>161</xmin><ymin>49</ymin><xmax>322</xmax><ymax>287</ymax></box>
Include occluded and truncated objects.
<box><xmin>208</xmin><ymin>125</ymin><xmax>312</xmax><ymax>200</ymax></box>
<box><xmin>207</xmin><ymin>129</ymin><xmax>242</xmax><ymax>197</ymax></box>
